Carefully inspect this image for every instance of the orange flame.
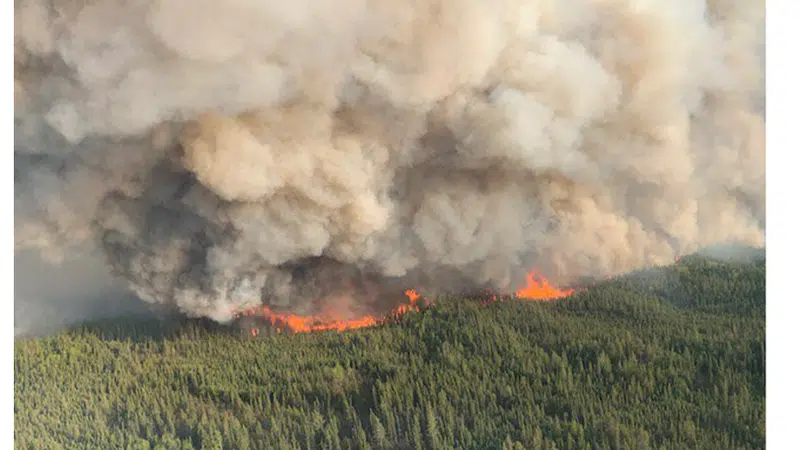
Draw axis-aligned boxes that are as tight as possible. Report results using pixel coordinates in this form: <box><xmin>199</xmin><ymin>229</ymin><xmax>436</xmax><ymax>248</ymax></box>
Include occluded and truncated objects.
<box><xmin>515</xmin><ymin>270</ymin><xmax>574</xmax><ymax>300</ymax></box>
<box><xmin>404</xmin><ymin>289</ymin><xmax>420</xmax><ymax>302</ymax></box>
<box><xmin>234</xmin><ymin>289</ymin><xmax>424</xmax><ymax>335</ymax></box>
<box><xmin>388</xmin><ymin>289</ymin><xmax>422</xmax><ymax>319</ymax></box>
<box><xmin>235</xmin><ymin>272</ymin><xmax>575</xmax><ymax>336</ymax></box>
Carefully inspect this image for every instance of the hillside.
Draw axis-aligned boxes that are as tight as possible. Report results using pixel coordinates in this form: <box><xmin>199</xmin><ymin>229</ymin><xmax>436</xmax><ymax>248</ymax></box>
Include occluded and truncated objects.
<box><xmin>14</xmin><ymin>252</ymin><xmax>766</xmax><ymax>450</ymax></box>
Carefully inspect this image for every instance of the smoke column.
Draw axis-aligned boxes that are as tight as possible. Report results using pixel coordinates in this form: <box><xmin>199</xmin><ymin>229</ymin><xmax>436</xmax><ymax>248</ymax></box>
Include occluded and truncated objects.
<box><xmin>15</xmin><ymin>0</ymin><xmax>765</xmax><ymax>322</ymax></box>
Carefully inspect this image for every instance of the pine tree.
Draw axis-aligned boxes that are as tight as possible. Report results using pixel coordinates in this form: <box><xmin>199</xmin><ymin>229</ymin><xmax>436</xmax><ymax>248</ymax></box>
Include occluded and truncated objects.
<box><xmin>369</xmin><ymin>411</ymin><xmax>389</xmax><ymax>449</ymax></box>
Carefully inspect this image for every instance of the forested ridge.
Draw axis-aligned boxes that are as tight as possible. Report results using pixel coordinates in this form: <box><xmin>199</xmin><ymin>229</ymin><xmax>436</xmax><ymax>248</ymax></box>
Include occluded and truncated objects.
<box><xmin>14</xmin><ymin>251</ymin><xmax>766</xmax><ymax>450</ymax></box>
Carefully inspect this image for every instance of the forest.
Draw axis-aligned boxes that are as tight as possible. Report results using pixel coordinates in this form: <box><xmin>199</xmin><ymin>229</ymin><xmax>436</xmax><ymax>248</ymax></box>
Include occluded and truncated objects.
<box><xmin>14</xmin><ymin>250</ymin><xmax>766</xmax><ymax>450</ymax></box>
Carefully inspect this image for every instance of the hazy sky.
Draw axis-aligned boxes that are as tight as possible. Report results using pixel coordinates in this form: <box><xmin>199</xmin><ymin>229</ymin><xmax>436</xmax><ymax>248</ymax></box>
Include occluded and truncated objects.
<box><xmin>14</xmin><ymin>246</ymin><xmax>148</xmax><ymax>336</ymax></box>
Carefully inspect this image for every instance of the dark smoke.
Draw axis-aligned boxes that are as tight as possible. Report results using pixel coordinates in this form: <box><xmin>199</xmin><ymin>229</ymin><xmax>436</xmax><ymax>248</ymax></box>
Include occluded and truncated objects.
<box><xmin>15</xmin><ymin>0</ymin><xmax>765</xmax><ymax>322</ymax></box>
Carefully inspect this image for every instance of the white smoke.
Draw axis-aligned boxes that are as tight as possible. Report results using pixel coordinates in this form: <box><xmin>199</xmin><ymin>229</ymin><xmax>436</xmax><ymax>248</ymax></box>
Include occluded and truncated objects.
<box><xmin>14</xmin><ymin>0</ymin><xmax>765</xmax><ymax>321</ymax></box>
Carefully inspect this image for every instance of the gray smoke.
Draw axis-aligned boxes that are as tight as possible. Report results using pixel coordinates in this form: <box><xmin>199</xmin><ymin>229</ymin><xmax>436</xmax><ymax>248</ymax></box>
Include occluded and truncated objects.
<box><xmin>14</xmin><ymin>247</ymin><xmax>150</xmax><ymax>337</ymax></box>
<box><xmin>15</xmin><ymin>0</ymin><xmax>765</xmax><ymax>322</ymax></box>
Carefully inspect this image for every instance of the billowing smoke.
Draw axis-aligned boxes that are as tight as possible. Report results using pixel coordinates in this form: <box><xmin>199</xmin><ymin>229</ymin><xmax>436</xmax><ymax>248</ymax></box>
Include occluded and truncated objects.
<box><xmin>15</xmin><ymin>0</ymin><xmax>765</xmax><ymax>322</ymax></box>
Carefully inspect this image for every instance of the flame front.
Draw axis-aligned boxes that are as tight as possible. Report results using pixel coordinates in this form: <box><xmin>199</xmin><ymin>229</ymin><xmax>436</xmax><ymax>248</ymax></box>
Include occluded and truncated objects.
<box><xmin>236</xmin><ymin>289</ymin><xmax>423</xmax><ymax>335</ymax></box>
<box><xmin>235</xmin><ymin>273</ymin><xmax>573</xmax><ymax>336</ymax></box>
<box><xmin>515</xmin><ymin>270</ymin><xmax>575</xmax><ymax>300</ymax></box>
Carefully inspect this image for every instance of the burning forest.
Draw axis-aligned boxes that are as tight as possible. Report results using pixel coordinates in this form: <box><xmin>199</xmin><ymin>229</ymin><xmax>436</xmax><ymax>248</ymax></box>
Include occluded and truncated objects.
<box><xmin>15</xmin><ymin>0</ymin><xmax>764</xmax><ymax>326</ymax></box>
<box><xmin>231</xmin><ymin>269</ymin><xmax>577</xmax><ymax>336</ymax></box>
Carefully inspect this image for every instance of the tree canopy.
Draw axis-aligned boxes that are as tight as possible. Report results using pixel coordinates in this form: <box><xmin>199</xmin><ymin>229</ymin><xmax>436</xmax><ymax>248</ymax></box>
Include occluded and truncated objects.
<box><xmin>15</xmin><ymin>252</ymin><xmax>765</xmax><ymax>449</ymax></box>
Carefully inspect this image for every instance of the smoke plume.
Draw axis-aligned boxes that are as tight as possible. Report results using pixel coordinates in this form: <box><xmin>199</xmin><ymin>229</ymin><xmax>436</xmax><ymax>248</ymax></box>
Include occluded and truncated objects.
<box><xmin>15</xmin><ymin>0</ymin><xmax>765</xmax><ymax>321</ymax></box>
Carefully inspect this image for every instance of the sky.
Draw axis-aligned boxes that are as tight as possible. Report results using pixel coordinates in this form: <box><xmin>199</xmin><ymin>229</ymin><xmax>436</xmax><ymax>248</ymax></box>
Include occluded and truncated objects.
<box><xmin>14</xmin><ymin>248</ymin><xmax>148</xmax><ymax>337</ymax></box>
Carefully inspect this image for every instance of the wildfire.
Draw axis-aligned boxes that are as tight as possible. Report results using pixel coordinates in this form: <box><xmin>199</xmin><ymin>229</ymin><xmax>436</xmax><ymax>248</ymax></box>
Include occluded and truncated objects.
<box><xmin>514</xmin><ymin>270</ymin><xmax>575</xmax><ymax>300</ymax></box>
<box><xmin>235</xmin><ymin>272</ymin><xmax>574</xmax><ymax>336</ymax></box>
<box><xmin>236</xmin><ymin>289</ymin><xmax>423</xmax><ymax>335</ymax></box>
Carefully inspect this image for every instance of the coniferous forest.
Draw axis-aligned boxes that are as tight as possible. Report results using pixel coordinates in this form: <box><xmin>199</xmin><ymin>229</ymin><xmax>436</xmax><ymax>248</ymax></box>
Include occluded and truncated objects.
<box><xmin>14</xmin><ymin>251</ymin><xmax>766</xmax><ymax>450</ymax></box>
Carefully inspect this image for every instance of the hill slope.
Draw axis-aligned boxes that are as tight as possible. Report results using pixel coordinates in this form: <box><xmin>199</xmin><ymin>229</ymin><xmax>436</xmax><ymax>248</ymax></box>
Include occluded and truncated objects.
<box><xmin>14</xmin><ymin>253</ymin><xmax>765</xmax><ymax>450</ymax></box>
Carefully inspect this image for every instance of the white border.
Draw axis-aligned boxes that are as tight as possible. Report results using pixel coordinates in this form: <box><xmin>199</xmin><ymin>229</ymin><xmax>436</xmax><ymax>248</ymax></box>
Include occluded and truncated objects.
<box><xmin>766</xmin><ymin>1</ymin><xmax>799</xmax><ymax>449</ymax></box>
